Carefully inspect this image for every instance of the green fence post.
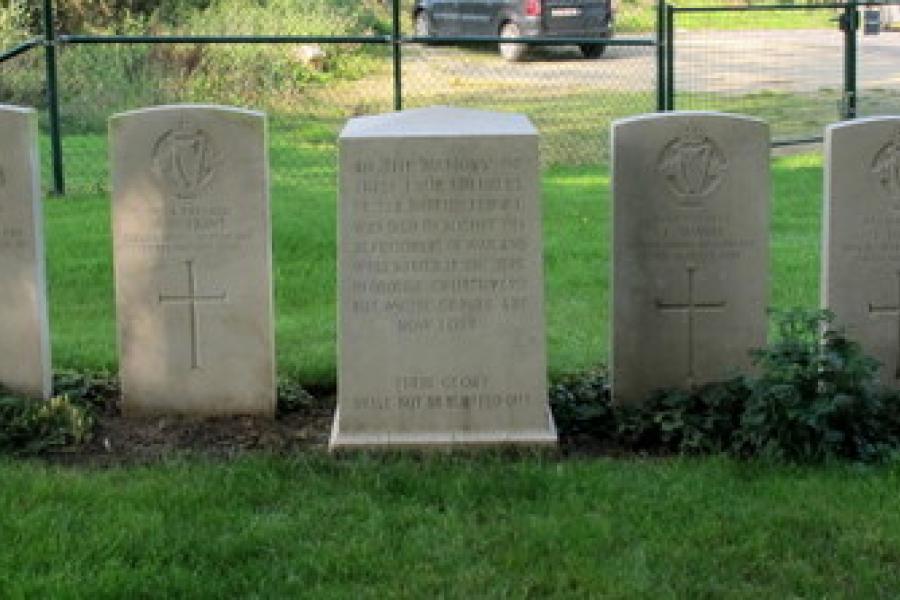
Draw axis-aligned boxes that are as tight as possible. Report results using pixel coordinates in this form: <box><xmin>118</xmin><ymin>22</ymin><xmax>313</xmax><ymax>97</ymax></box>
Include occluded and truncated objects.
<box><xmin>393</xmin><ymin>0</ymin><xmax>403</xmax><ymax>111</ymax></box>
<box><xmin>842</xmin><ymin>0</ymin><xmax>858</xmax><ymax>119</ymax></box>
<box><xmin>656</xmin><ymin>0</ymin><xmax>666</xmax><ymax>111</ymax></box>
<box><xmin>665</xmin><ymin>4</ymin><xmax>675</xmax><ymax>111</ymax></box>
<box><xmin>43</xmin><ymin>0</ymin><xmax>64</xmax><ymax>196</ymax></box>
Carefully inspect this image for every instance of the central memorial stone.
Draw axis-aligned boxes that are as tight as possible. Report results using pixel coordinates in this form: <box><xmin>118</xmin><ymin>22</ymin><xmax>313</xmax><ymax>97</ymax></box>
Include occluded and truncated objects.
<box><xmin>612</xmin><ymin>112</ymin><xmax>769</xmax><ymax>404</ymax></box>
<box><xmin>331</xmin><ymin>106</ymin><xmax>556</xmax><ymax>449</ymax></box>
<box><xmin>0</xmin><ymin>105</ymin><xmax>51</xmax><ymax>400</ymax></box>
<box><xmin>111</xmin><ymin>105</ymin><xmax>275</xmax><ymax>415</ymax></box>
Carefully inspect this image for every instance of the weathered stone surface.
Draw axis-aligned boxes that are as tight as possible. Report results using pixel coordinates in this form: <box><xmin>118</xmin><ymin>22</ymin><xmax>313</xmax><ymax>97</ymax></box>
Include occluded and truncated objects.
<box><xmin>612</xmin><ymin>112</ymin><xmax>769</xmax><ymax>404</ymax></box>
<box><xmin>823</xmin><ymin>116</ymin><xmax>900</xmax><ymax>386</ymax></box>
<box><xmin>0</xmin><ymin>105</ymin><xmax>51</xmax><ymax>400</ymax></box>
<box><xmin>111</xmin><ymin>105</ymin><xmax>275</xmax><ymax>415</ymax></box>
<box><xmin>332</xmin><ymin>106</ymin><xmax>556</xmax><ymax>448</ymax></box>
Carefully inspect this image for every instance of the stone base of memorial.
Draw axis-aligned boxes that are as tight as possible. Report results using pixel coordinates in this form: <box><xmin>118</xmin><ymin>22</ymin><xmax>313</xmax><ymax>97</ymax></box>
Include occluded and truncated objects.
<box><xmin>329</xmin><ymin>413</ymin><xmax>558</xmax><ymax>450</ymax></box>
<box><xmin>330</xmin><ymin>106</ymin><xmax>557</xmax><ymax>450</ymax></box>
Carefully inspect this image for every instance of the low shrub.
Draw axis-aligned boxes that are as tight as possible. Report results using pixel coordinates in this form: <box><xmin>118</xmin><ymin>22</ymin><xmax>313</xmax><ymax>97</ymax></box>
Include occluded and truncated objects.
<box><xmin>552</xmin><ymin>309</ymin><xmax>900</xmax><ymax>463</ymax></box>
<box><xmin>549</xmin><ymin>368</ymin><xmax>615</xmax><ymax>439</ymax></box>
<box><xmin>0</xmin><ymin>390</ymin><xmax>94</xmax><ymax>455</ymax></box>
<box><xmin>735</xmin><ymin>309</ymin><xmax>900</xmax><ymax>462</ymax></box>
<box><xmin>619</xmin><ymin>376</ymin><xmax>751</xmax><ymax>455</ymax></box>
<box><xmin>277</xmin><ymin>379</ymin><xmax>320</xmax><ymax>414</ymax></box>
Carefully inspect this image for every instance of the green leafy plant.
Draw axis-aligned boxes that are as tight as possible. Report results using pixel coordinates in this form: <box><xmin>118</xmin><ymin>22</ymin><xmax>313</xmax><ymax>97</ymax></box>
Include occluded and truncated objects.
<box><xmin>736</xmin><ymin>309</ymin><xmax>900</xmax><ymax>462</ymax></box>
<box><xmin>551</xmin><ymin>309</ymin><xmax>900</xmax><ymax>463</ymax></box>
<box><xmin>619</xmin><ymin>377</ymin><xmax>751</xmax><ymax>455</ymax></box>
<box><xmin>52</xmin><ymin>370</ymin><xmax>119</xmax><ymax>413</ymax></box>
<box><xmin>0</xmin><ymin>390</ymin><xmax>94</xmax><ymax>455</ymax></box>
<box><xmin>277</xmin><ymin>379</ymin><xmax>319</xmax><ymax>414</ymax></box>
<box><xmin>548</xmin><ymin>369</ymin><xmax>615</xmax><ymax>440</ymax></box>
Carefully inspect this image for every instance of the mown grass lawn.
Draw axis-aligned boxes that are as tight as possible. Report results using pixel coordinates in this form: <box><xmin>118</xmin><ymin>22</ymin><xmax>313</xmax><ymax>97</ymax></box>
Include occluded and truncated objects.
<box><xmin>12</xmin><ymin>113</ymin><xmax>898</xmax><ymax>600</ymax></box>
<box><xmin>2</xmin><ymin>455</ymin><xmax>899</xmax><ymax>597</ymax></box>
<box><xmin>41</xmin><ymin>128</ymin><xmax>821</xmax><ymax>388</ymax></box>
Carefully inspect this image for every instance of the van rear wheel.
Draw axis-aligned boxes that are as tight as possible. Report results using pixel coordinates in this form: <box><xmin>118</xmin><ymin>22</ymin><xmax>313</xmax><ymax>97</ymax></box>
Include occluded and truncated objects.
<box><xmin>499</xmin><ymin>23</ymin><xmax>528</xmax><ymax>62</ymax></box>
<box><xmin>580</xmin><ymin>44</ymin><xmax>606</xmax><ymax>59</ymax></box>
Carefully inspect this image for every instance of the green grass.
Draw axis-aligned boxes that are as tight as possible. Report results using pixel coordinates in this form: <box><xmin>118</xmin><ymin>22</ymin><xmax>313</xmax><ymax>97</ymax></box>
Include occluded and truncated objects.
<box><xmin>616</xmin><ymin>0</ymin><xmax>837</xmax><ymax>33</ymax></box>
<box><xmin>1</xmin><ymin>455</ymin><xmax>899</xmax><ymax>596</ymax></box>
<box><xmin>42</xmin><ymin>127</ymin><xmax>822</xmax><ymax>387</ymax></box>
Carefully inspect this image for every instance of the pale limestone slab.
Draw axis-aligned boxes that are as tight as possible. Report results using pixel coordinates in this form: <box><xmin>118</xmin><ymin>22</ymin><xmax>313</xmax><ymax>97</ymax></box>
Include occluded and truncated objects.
<box><xmin>612</xmin><ymin>112</ymin><xmax>770</xmax><ymax>404</ymax></box>
<box><xmin>110</xmin><ymin>105</ymin><xmax>275</xmax><ymax>415</ymax></box>
<box><xmin>0</xmin><ymin>105</ymin><xmax>51</xmax><ymax>400</ymax></box>
<box><xmin>332</xmin><ymin>106</ymin><xmax>556</xmax><ymax>449</ymax></box>
<box><xmin>823</xmin><ymin>116</ymin><xmax>900</xmax><ymax>386</ymax></box>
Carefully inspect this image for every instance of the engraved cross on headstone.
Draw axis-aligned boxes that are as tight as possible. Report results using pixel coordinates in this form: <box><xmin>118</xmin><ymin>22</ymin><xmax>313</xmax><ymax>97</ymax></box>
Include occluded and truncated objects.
<box><xmin>655</xmin><ymin>265</ymin><xmax>726</xmax><ymax>385</ymax></box>
<box><xmin>868</xmin><ymin>270</ymin><xmax>900</xmax><ymax>378</ymax></box>
<box><xmin>159</xmin><ymin>260</ymin><xmax>227</xmax><ymax>370</ymax></box>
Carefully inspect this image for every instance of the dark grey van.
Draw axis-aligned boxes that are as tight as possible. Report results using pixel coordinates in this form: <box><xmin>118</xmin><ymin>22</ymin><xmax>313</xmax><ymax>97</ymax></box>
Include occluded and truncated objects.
<box><xmin>412</xmin><ymin>0</ymin><xmax>614</xmax><ymax>61</ymax></box>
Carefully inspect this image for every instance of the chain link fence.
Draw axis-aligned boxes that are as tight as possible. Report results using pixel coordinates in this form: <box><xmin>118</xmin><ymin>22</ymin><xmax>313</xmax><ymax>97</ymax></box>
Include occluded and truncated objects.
<box><xmin>54</xmin><ymin>39</ymin><xmax>657</xmax><ymax>196</ymax></box>
<box><xmin>858</xmin><ymin>4</ymin><xmax>900</xmax><ymax>118</ymax></box>
<box><xmin>669</xmin><ymin>5</ymin><xmax>845</xmax><ymax>143</ymax></box>
<box><xmin>4</xmin><ymin>1</ymin><xmax>900</xmax><ymax>197</ymax></box>
<box><xmin>0</xmin><ymin>0</ymin><xmax>659</xmax><ymax>197</ymax></box>
<box><xmin>668</xmin><ymin>2</ymin><xmax>900</xmax><ymax>144</ymax></box>
<box><xmin>400</xmin><ymin>41</ymin><xmax>657</xmax><ymax>165</ymax></box>
<box><xmin>51</xmin><ymin>40</ymin><xmax>398</xmax><ymax>197</ymax></box>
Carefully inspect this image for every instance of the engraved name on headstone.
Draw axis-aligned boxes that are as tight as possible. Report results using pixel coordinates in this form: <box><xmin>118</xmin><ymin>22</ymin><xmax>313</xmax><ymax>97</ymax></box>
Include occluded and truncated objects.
<box><xmin>111</xmin><ymin>105</ymin><xmax>275</xmax><ymax>414</ymax></box>
<box><xmin>823</xmin><ymin>117</ymin><xmax>900</xmax><ymax>385</ymax></box>
<box><xmin>332</xmin><ymin>107</ymin><xmax>556</xmax><ymax>448</ymax></box>
<box><xmin>0</xmin><ymin>105</ymin><xmax>51</xmax><ymax>399</ymax></box>
<box><xmin>612</xmin><ymin>112</ymin><xmax>769</xmax><ymax>404</ymax></box>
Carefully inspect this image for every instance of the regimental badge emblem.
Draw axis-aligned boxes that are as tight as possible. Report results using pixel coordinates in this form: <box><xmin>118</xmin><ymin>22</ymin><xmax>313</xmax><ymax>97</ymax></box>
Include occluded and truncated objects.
<box><xmin>658</xmin><ymin>124</ymin><xmax>728</xmax><ymax>205</ymax></box>
<box><xmin>872</xmin><ymin>128</ymin><xmax>900</xmax><ymax>208</ymax></box>
<box><xmin>152</xmin><ymin>120</ymin><xmax>221</xmax><ymax>199</ymax></box>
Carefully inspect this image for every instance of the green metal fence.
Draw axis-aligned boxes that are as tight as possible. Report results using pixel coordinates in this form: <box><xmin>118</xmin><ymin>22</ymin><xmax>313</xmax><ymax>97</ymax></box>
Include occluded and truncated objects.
<box><xmin>7</xmin><ymin>0</ymin><xmax>898</xmax><ymax>195</ymax></box>
<box><xmin>0</xmin><ymin>0</ymin><xmax>658</xmax><ymax>197</ymax></box>
<box><xmin>661</xmin><ymin>0</ymin><xmax>900</xmax><ymax>145</ymax></box>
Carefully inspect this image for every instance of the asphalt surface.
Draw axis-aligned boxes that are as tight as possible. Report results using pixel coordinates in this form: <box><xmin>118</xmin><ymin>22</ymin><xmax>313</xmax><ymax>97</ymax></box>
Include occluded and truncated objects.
<box><xmin>405</xmin><ymin>28</ymin><xmax>900</xmax><ymax>95</ymax></box>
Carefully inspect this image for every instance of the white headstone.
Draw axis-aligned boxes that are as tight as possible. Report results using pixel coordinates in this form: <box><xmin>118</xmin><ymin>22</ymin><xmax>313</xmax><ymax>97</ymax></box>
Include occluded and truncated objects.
<box><xmin>332</xmin><ymin>106</ymin><xmax>556</xmax><ymax>449</ymax></box>
<box><xmin>612</xmin><ymin>112</ymin><xmax>770</xmax><ymax>404</ymax></box>
<box><xmin>110</xmin><ymin>105</ymin><xmax>275</xmax><ymax>415</ymax></box>
<box><xmin>824</xmin><ymin>116</ymin><xmax>900</xmax><ymax>386</ymax></box>
<box><xmin>0</xmin><ymin>105</ymin><xmax>51</xmax><ymax>400</ymax></box>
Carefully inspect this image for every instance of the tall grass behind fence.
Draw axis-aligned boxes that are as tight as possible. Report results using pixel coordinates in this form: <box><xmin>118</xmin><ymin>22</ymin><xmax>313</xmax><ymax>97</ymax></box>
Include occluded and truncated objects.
<box><xmin>7</xmin><ymin>39</ymin><xmax>659</xmax><ymax>195</ymax></box>
<box><xmin>53</xmin><ymin>40</ymin><xmax>395</xmax><ymax>196</ymax></box>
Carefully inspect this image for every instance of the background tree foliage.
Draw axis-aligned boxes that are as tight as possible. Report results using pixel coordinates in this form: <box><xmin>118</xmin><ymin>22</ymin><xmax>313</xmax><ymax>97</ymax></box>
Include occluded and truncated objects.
<box><xmin>11</xmin><ymin>0</ymin><xmax>391</xmax><ymax>34</ymax></box>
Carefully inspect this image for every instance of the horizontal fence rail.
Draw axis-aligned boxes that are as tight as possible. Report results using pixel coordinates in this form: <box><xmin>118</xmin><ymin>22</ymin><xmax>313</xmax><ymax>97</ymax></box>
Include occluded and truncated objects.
<box><xmin>0</xmin><ymin>37</ymin><xmax>43</xmax><ymax>64</ymax></box>
<box><xmin>56</xmin><ymin>34</ymin><xmax>393</xmax><ymax>45</ymax></box>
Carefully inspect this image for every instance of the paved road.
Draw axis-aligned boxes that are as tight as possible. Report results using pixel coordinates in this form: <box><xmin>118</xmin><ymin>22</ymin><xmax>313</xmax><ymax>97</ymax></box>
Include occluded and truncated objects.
<box><xmin>406</xmin><ymin>29</ymin><xmax>900</xmax><ymax>94</ymax></box>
